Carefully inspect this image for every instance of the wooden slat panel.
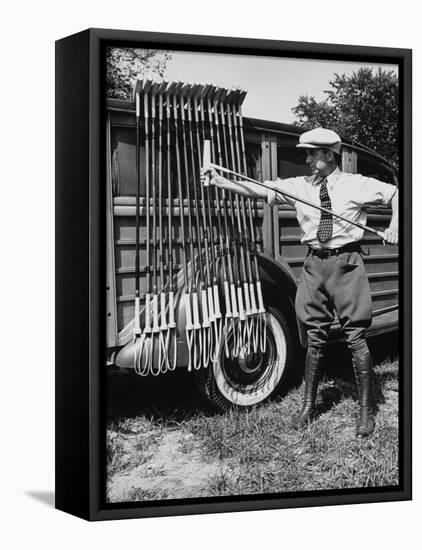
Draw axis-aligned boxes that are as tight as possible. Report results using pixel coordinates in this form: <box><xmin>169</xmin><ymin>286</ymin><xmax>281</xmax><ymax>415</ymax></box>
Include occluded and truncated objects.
<box><xmin>117</xmin><ymin>302</ymin><xmax>135</xmax><ymax>332</ymax></box>
<box><xmin>113</xmin><ymin>210</ymin><xmax>265</xmax><ymax>334</ymax></box>
<box><xmin>106</xmin><ymin>116</ymin><xmax>118</xmax><ymax>347</ymax></box>
<box><xmin>364</xmin><ymin>257</ymin><xmax>399</xmax><ymax>274</ymax></box>
<box><xmin>369</xmin><ymin>279</ymin><xmax>398</xmax><ymax>293</ymax></box>
<box><xmin>371</xmin><ymin>288</ymin><xmax>399</xmax><ymax>311</ymax></box>
<box><xmin>270</xmin><ymin>134</ymin><xmax>281</xmax><ymax>263</ymax></box>
<box><xmin>280</xmin><ymin>244</ymin><xmax>309</xmax><ymax>258</ymax></box>
<box><xmin>368</xmin><ymin>271</ymin><xmax>399</xmax><ymax>280</ymax></box>
<box><xmin>342</xmin><ymin>147</ymin><xmax>357</xmax><ymax>173</ymax></box>
<box><xmin>261</xmin><ymin>134</ymin><xmax>273</xmax><ymax>256</ymax></box>
<box><xmin>371</xmin><ymin>297</ymin><xmax>398</xmax><ymax>311</ymax></box>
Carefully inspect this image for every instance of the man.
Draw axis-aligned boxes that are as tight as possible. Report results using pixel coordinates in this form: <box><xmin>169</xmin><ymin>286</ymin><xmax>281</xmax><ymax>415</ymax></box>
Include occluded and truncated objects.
<box><xmin>203</xmin><ymin>128</ymin><xmax>398</xmax><ymax>437</ymax></box>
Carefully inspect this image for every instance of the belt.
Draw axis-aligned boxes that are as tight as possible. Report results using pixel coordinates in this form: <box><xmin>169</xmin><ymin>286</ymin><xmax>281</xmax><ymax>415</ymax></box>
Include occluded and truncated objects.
<box><xmin>308</xmin><ymin>242</ymin><xmax>361</xmax><ymax>259</ymax></box>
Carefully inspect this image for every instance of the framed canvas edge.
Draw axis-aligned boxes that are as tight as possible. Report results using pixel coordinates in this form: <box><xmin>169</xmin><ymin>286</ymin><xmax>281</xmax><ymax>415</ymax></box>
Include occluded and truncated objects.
<box><xmin>90</xmin><ymin>26</ymin><xmax>412</xmax><ymax>59</ymax></box>
<box><xmin>55</xmin><ymin>29</ymin><xmax>92</xmax><ymax>521</ymax></box>
<box><xmin>91</xmin><ymin>489</ymin><xmax>411</xmax><ymax>522</ymax></box>
<box><xmin>55</xmin><ymin>28</ymin><xmax>412</xmax><ymax>521</ymax></box>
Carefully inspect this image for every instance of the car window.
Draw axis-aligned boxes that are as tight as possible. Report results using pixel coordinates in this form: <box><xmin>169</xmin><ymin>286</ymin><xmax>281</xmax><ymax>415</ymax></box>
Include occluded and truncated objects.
<box><xmin>277</xmin><ymin>145</ymin><xmax>312</xmax><ymax>178</ymax></box>
<box><xmin>357</xmin><ymin>151</ymin><xmax>396</xmax><ymax>185</ymax></box>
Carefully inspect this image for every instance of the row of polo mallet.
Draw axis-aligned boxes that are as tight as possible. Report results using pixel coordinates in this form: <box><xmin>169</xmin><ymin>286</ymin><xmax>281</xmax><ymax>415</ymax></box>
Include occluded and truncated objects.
<box><xmin>132</xmin><ymin>79</ymin><xmax>267</xmax><ymax>376</ymax></box>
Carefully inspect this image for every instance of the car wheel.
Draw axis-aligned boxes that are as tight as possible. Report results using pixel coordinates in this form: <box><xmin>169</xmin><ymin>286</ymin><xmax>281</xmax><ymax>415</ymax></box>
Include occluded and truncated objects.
<box><xmin>195</xmin><ymin>305</ymin><xmax>295</xmax><ymax>411</ymax></box>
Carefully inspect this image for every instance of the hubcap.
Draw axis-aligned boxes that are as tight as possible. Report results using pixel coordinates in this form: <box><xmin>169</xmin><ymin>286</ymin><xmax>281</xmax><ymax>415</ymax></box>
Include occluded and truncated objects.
<box><xmin>222</xmin><ymin>331</ymin><xmax>274</xmax><ymax>389</ymax></box>
<box><xmin>212</xmin><ymin>311</ymin><xmax>288</xmax><ymax>407</ymax></box>
<box><xmin>238</xmin><ymin>346</ymin><xmax>264</xmax><ymax>374</ymax></box>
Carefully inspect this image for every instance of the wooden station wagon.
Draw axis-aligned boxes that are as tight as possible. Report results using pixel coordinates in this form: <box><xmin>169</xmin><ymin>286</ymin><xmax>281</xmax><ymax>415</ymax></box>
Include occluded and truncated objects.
<box><xmin>105</xmin><ymin>97</ymin><xmax>398</xmax><ymax>411</ymax></box>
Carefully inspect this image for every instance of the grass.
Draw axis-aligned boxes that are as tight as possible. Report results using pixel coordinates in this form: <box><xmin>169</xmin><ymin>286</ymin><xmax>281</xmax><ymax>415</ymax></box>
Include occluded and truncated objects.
<box><xmin>106</xmin><ymin>417</ymin><xmax>162</xmax><ymax>477</ymax></box>
<box><xmin>106</xmin><ymin>339</ymin><xmax>399</xmax><ymax>501</ymax></box>
<box><xmin>183</xmin><ymin>357</ymin><xmax>399</xmax><ymax>495</ymax></box>
<box><xmin>109</xmin><ymin>485</ymin><xmax>169</xmax><ymax>503</ymax></box>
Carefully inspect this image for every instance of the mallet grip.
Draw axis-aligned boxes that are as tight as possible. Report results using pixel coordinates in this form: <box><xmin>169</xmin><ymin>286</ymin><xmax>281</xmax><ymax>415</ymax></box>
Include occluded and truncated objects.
<box><xmin>135</xmin><ymin>92</ymin><xmax>141</xmax><ymax>118</ymax></box>
<box><xmin>202</xmin><ymin>140</ymin><xmax>211</xmax><ymax>187</ymax></box>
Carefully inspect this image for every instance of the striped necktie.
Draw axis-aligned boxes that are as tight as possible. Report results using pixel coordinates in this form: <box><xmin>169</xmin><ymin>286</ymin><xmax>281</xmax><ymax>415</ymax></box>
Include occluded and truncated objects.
<box><xmin>316</xmin><ymin>178</ymin><xmax>333</xmax><ymax>243</ymax></box>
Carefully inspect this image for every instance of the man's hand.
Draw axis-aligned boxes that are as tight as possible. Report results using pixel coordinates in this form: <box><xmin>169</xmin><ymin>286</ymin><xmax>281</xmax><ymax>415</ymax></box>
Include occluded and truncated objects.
<box><xmin>200</xmin><ymin>169</ymin><xmax>265</xmax><ymax>199</ymax></box>
<box><xmin>381</xmin><ymin>226</ymin><xmax>399</xmax><ymax>245</ymax></box>
<box><xmin>200</xmin><ymin>167</ymin><xmax>220</xmax><ymax>186</ymax></box>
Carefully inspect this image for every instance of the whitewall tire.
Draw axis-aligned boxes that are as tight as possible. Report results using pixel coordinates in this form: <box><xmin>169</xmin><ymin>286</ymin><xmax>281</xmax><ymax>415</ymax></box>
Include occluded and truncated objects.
<box><xmin>195</xmin><ymin>305</ymin><xmax>295</xmax><ymax>411</ymax></box>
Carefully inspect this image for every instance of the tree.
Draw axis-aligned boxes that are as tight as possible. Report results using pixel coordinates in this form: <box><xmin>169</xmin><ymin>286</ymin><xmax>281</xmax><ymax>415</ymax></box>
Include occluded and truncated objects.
<box><xmin>292</xmin><ymin>68</ymin><xmax>399</xmax><ymax>167</ymax></box>
<box><xmin>106</xmin><ymin>47</ymin><xmax>172</xmax><ymax>100</ymax></box>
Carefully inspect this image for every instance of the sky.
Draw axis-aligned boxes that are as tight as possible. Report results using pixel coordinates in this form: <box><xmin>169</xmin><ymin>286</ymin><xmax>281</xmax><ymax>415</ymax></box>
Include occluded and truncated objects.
<box><xmin>164</xmin><ymin>50</ymin><xmax>398</xmax><ymax>124</ymax></box>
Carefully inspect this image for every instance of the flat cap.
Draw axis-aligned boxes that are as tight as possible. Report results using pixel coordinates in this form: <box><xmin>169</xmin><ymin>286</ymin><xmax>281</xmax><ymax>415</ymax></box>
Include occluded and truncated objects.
<box><xmin>296</xmin><ymin>128</ymin><xmax>342</xmax><ymax>154</ymax></box>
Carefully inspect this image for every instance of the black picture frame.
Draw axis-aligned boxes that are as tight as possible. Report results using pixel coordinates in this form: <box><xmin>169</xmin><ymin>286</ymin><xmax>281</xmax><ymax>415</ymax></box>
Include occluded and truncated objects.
<box><xmin>55</xmin><ymin>27</ymin><xmax>412</xmax><ymax>521</ymax></box>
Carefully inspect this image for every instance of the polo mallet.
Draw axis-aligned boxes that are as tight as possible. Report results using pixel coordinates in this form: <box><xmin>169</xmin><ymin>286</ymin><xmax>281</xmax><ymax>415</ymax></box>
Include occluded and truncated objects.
<box><xmin>157</xmin><ymin>89</ymin><xmax>171</xmax><ymax>373</ymax></box>
<box><xmin>237</xmin><ymin>99</ymin><xmax>266</xmax><ymax>353</ymax></box>
<box><xmin>200</xmin><ymin>89</ymin><xmax>222</xmax><ymax>362</ymax></box>
<box><xmin>173</xmin><ymin>89</ymin><xmax>195</xmax><ymax>372</ymax></box>
<box><xmin>206</xmin><ymin>87</ymin><xmax>228</xmax><ymax>361</ymax></box>
<box><xmin>213</xmin><ymin>88</ymin><xmax>236</xmax><ymax>359</ymax></box>
<box><xmin>226</xmin><ymin>94</ymin><xmax>252</xmax><ymax>354</ymax></box>
<box><xmin>164</xmin><ymin>85</ymin><xmax>178</xmax><ymax>371</ymax></box>
<box><xmin>148</xmin><ymin>81</ymin><xmax>162</xmax><ymax>376</ymax></box>
<box><xmin>230</xmin><ymin>97</ymin><xmax>255</xmax><ymax>352</ymax></box>
<box><xmin>193</xmin><ymin>89</ymin><xmax>214</xmax><ymax>367</ymax></box>
<box><xmin>217</xmin><ymin>97</ymin><xmax>243</xmax><ymax>357</ymax></box>
<box><xmin>133</xmin><ymin>92</ymin><xmax>143</xmax><ymax>369</ymax></box>
<box><xmin>187</xmin><ymin>90</ymin><xmax>210</xmax><ymax>368</ymax></box>
<box><xmin>180</xmin><ymin>83</ymin><xmax>202</xmax><ymax>370</ymax></box>
<box><xmin>134</xmin><ymin>83</ymin><xmax>152</xmax><ymax>377</ymax></box>
<box><xmin>204</xmin><ymin>160</ymin><xmax>390</xmax><ymax>241</ymax></box>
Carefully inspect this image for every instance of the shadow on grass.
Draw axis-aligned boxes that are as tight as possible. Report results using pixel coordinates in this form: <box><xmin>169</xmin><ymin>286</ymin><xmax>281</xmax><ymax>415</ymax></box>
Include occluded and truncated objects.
<box><xmin>105</xmin><ymin>367</ymin><xmax>204</xmax><ymax>424</ymax></box>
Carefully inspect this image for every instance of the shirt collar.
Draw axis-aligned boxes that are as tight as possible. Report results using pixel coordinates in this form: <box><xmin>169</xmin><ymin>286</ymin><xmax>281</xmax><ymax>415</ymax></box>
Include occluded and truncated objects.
<box><xmin>312</xmin><ymin>167</ymin><xmax>341</xmax><ymax>187</ymax></box>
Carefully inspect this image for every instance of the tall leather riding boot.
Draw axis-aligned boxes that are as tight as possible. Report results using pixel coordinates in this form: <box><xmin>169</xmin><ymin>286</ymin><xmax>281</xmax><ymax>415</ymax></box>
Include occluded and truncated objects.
<box><xmin>293</xmin><ymin>347</ymin><xmax>324</xmax><ymax>428</ymax></box>
<box><xmin>352</xmin><ymin>350</ymin><xmax>375</xmax><ymax>437</ymax></box>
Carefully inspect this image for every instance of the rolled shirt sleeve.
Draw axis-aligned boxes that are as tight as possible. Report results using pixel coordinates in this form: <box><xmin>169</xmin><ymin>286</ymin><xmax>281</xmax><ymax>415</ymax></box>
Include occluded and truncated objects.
<box><xmin>355</xmin><ymin>175</ymin><xmax>397</xmax><ymax>207</ymax></box>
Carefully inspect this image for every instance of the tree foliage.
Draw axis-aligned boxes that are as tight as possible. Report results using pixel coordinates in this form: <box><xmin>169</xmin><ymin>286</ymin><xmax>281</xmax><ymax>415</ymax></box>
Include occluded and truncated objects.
<box><xmin>292</xmin><ymin>67</ymin><xmax>399</xmax><ymax>166</ymax></box>
<box><xmin>106</xmin><ymin>47</ymin><xmax>172</xmax><ymax>100</ymax></box>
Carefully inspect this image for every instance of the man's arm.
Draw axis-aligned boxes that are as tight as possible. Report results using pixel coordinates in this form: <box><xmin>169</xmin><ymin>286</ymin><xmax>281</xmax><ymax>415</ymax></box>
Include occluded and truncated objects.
<box><xmin>381</xmin><ymin>189</ymin><xmax>399</xmax><ymax>245</ymax></box>
<box><xmin>203</xmin><ymin>168</ymin><xmax>268</xmax><ymax>199</ymax></box>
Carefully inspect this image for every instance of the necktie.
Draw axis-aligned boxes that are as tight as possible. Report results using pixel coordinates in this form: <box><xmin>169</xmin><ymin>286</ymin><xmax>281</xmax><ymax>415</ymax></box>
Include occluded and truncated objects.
<box><xmin>316</xmin><ymin>178</ymin><xmax>333</xmax><ymax>243</ymax></box>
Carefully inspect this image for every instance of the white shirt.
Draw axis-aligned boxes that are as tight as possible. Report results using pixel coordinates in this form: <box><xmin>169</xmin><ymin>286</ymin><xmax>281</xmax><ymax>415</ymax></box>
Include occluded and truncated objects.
<box><xmin>267</xmin><ymin>167</ymin><xmax>397</xmax><ymax>249</ymax></box>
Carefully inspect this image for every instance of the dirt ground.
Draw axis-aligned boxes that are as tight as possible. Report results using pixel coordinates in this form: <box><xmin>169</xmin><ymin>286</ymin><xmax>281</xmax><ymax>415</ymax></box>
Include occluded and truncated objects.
<box><xmin>107</xmin><ymin>426</ymin><xmax>228</xmax><ymax>502</ymax></box>
<box><xmin>106</xmin><ymin>333</ymin><xmax>399</xmax><ymax>503</ymax></box>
